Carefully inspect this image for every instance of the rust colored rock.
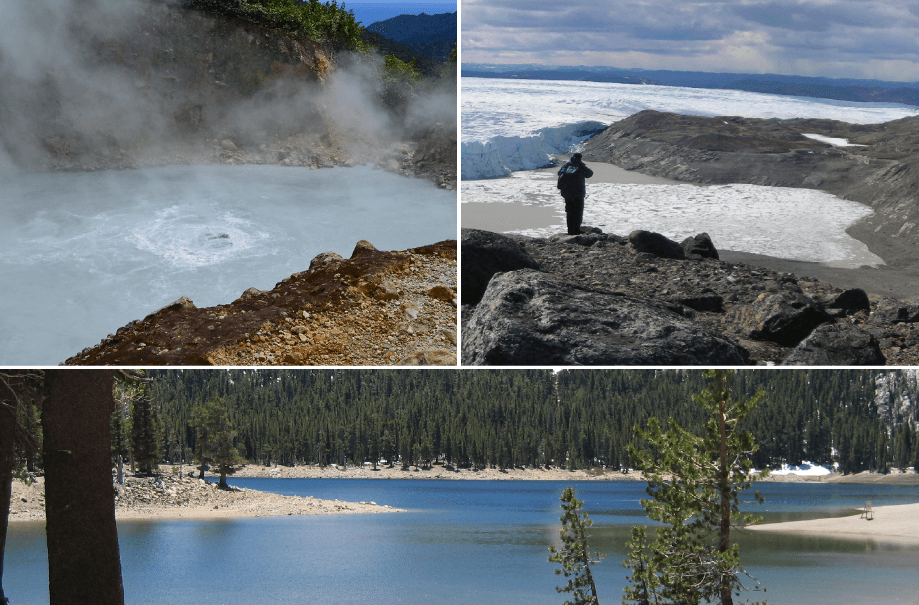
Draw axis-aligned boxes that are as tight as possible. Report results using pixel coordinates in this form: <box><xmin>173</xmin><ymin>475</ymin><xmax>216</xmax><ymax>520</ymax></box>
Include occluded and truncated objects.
<box><xmin>64</xmin><ymin>239</ymin><xmax>457</xmax><ymax>366</ymax></box>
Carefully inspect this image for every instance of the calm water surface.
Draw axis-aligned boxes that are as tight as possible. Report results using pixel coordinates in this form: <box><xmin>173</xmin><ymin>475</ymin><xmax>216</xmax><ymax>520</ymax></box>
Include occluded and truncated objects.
<box><xmin>7</xmin><ymin>479</ymin><xmax>919</xmax><ymax>605</ymax></box>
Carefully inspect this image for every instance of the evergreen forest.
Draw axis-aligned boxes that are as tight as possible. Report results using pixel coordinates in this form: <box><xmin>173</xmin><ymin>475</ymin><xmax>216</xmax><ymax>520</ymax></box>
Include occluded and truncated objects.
<box><xmin>22</xmin><ymin>369</ymin><xmax>905</xmax><ymax>476</ymax></box>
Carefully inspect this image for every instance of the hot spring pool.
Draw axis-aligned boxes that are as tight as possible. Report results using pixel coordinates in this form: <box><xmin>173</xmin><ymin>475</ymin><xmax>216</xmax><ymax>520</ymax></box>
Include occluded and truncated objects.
<box><xmin>0</xmin><ymin>164</ymin><xmax>456</xmax><ymax>364</ymax></box>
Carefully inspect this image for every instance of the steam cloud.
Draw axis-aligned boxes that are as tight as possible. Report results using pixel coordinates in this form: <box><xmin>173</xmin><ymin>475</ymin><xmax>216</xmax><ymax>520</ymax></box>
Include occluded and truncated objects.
<box><xmin>0</xmin><ymin>0</ymin><xmax>456</xmax><ymax>173</ymax></box>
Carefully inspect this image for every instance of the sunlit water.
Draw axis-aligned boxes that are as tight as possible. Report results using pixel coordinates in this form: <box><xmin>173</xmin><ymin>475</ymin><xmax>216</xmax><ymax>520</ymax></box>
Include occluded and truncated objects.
<box><xmin>7</xmin><ymin>480</ymin><xmax>919</xmax><ymax>605</ymax></box>
<box><xmin>461</xmin><ymin>77</ymin><xmax>917</xmax><ymax>265</ymax></box>
<box><xmin>0</xmin><ymin>165</ymin><xmax>456</xmax><ymax>364</ymax></box>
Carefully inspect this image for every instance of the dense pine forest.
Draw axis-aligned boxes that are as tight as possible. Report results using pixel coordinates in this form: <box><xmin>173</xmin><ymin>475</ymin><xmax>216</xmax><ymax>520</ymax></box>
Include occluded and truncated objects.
<box><xmin>11</xmin><ymin>370</ymin><xmax>918</xmax><ymax>476</ymax></box>
<box><xmin>80</xmin><ymin>370</ymin><xmax>917</xmax><ymax>475</ymax></box>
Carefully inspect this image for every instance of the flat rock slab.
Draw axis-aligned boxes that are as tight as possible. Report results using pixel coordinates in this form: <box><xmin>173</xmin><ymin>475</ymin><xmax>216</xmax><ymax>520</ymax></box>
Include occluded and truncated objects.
<box><xmin>462</xmin><ymin>269</ymin><xmax>749</xmax><ymax>365</ymax></box>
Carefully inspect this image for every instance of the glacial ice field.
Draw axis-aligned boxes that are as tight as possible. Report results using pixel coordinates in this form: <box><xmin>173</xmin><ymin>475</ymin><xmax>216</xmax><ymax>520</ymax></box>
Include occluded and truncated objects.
<box><xmin>0</xmin><ymin>164</ymin><xmax>456</xmax><ymax>364</ymax></box>
<box><xmin>462</xmin><ymin>170</ymin><xmax>883</xmax><ymax>269</ymax></box>
<box><xmin>461</xmin><ymin>77</ymin><xmax>919</xmax><ymax>179</ymax></box>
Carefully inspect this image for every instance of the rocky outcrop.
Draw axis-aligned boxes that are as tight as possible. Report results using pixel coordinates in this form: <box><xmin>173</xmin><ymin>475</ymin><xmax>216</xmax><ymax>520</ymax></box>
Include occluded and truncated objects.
<box><xmin>726</xmin><ymin>291</ymin><xmax>832</xmax><ymax>346</ymax></box>
<box><xmin>65</xmin><ymin>239</ymin><xmax>457</xmax><ymax>366</ymax></box>
<box><xmin>461</xmin><ymin>228</ymin><xmax>540</xmax><ymax>305</ymax></box>
<box><xmin>874</xmin><ymin>370</ymin><xmax>919</xmax><ymax>428</ymax></box>
<box><xmin>581</xmin><ymin>110</ymin><xmax>919</xmax><ymax>268</ymax></box>
<box><xmin>782</xmin><ymin>323</ymin><xmax>885</xmax><ymax>366</ymax></box>
<box><xmin>463</xmin><ymin>269</ymin><xmax>749</xmax><ymax>366</ymax></box>
<box><xmin>460</xmin><ymin>228</ymin><xmax>919</xmax><ymax>366</ymax></box>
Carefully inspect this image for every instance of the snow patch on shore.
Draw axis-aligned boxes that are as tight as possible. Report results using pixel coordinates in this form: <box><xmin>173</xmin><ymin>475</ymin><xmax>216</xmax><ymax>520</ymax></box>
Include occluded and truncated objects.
<box><xmin>769</xmin><ymin>462</ymin><xmax>833</xmax><ymax>476</ymax></box>
<box><xmin>803</xmin><ymin>133</ymin><xmax>861</xmax><ymax>147</ymax></box>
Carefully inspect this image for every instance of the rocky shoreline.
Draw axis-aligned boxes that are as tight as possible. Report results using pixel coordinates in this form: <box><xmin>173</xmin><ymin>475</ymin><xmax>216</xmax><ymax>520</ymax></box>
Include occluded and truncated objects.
<box><xmin>462</xmin><ymin>228</ymin><xmax>919</xmax><ymax>365</ymax></box>
<box><xmin>65</xmin><ymin>239</ymin><xmax>457</xmax><ymax>366</ymax></box>
<box><xmin>9</xmin><ymin>473</ymin><xmax>402</xmax><ymax>523</ymax></box>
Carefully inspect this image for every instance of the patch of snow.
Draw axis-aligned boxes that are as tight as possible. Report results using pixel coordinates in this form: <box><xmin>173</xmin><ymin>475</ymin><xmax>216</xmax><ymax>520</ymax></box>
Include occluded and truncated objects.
<box><xmin>769</xmin><ymin>462</ymin><xmax>833</xmax><ymax>476</ymax></box>
<box><xmin>802</xmin><ymin>133</ymin><xmax>861</xmax><ymax>147</ymax></box>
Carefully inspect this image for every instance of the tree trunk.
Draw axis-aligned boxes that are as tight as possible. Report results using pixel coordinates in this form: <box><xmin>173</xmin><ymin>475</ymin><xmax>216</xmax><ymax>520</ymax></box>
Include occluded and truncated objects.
<box><xmin>43</xmin><ymin>370</ymin><xmax>125</xmax><ymax>605</ymax></box>
<box><xmin>716</xmin><ymin>377</ymin><xmax>734</xmax><ymax>605</ymax></box>
<box><xmin>0</xmin><ymin>396</ymin><xmax>15</xmax><ymax>605</ymax></box>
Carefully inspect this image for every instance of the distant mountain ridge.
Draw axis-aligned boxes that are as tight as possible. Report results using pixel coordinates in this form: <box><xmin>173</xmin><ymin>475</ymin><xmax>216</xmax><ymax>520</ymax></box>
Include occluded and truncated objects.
<box><xmin>463</xmin><ymin>63</ymin><xmax>919</xmax><ymax>107</ymax></box>
<box><xmin>367</xmin><ymin>12</ymin><xmax>456</xmax><ymax>63</ymax></box>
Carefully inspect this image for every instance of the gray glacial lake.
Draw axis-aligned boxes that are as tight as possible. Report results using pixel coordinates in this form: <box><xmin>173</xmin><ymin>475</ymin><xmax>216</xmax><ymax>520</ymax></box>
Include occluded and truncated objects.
<box><xmin>6</xmin><ymin>479</ymin><xmax>919</xmax><ymax>604</ymax></box>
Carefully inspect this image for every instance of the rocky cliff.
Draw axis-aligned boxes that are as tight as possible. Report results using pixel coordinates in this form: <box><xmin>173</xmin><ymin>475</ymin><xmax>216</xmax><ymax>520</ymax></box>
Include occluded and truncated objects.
<box><xmin>874</xmin><ymin>370</ymin><xmax>919</xmax><ymax>429</ymax></box>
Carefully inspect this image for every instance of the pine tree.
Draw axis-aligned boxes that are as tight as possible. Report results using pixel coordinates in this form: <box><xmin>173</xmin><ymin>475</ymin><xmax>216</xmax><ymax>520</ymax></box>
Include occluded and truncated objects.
<box><xmin>548</xmin><ymin>486</ymin><xmax>604</xmax><ymax>605</ymax></box>
<box><xmin>621</xmin><ymin>525</ymin><xmax>660</xmax><ymax>605</ymax></box>
<box><xmin>626</xmin><ymin>370</ymin><xmax>766</xmax><ymax>605</ymax></box>
<box><xmin>130</xmin><ymin>391</ymin><xmax>162</xmax><ymax>476</ymax></box>
<box><xmin>192</xmin><ymin>398</ymin><xmax>245</xmax><ymax>488</ymax></box>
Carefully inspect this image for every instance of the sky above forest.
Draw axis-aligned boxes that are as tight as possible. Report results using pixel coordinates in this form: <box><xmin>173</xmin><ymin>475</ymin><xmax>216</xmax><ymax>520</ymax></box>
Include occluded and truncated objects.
<box><xmin>461</xmin><ymin>0</ymin><xmax>919</xmax><ymax>82</ymax></box>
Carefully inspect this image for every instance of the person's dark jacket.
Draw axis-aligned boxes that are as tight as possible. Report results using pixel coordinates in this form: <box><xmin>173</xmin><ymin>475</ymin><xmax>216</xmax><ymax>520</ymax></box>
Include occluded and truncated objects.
<box><xmin>557</xmin><ymin>156</ymin><xmax>594</xmax><ymax>198</ymax></box>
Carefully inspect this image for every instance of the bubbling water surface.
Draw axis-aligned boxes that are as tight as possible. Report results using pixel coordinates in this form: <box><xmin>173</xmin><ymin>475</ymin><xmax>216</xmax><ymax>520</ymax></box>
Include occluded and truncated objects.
<box><xmin>0</xmin><ymin>164</ymin><xmax>456</xmax><ymax>364</ymax></box>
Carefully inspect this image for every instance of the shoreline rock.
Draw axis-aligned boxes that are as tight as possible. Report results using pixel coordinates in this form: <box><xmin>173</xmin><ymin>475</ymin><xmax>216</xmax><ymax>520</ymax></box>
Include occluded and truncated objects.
<box><xmin>9</xmin><ymin>474</ymin><xmax>402</xmax><ymax>523</ymax></box>
<box><xmin>65</xmin><ymin>239</ymin><xmax>457</xmax><ymax>366</ymax></box>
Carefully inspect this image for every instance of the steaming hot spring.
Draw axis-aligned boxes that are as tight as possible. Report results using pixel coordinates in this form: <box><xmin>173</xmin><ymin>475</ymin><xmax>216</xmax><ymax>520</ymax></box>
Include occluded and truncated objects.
<box><xmin>0</xmin><ymin>164</ymin><xmax>456</xmax><ymax>364</ymax></box>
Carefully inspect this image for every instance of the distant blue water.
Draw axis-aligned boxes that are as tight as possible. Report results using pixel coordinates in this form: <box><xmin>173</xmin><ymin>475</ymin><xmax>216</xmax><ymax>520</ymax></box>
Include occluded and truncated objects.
<box><xmin>6</xmin><ymin>480</ymin><xmax>919</xmax><ymax>605</ymax></box>
<box><xmin>348</xmin><ymin>3</ymin><xmax>455</xmax><ymax>27</ymax></box>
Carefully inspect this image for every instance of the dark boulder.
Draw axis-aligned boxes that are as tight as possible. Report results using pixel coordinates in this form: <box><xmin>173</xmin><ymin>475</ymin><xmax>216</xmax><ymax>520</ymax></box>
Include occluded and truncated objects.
<box><xmin>462</xmin><ymin>269</ymin><xmax>749</xmax><ymax>366</ymax></box>
<box><xmin>628</xmin><ymin>230</ymin><xmax>686</xmax><ymax>259</ymax></box>
<box><xmin>670</xmin><ymin>293</ymin><xmax>723</xmax><ymax>313</ymax></box>
<box><xmin>782</xmin><ymin>323</ymin><xmax>886</xmax><ymax>366</ymax></box>
<box><xmin>681</xmin><ymin>233</ymin><xmax>719</xmax><ymax>260</ymax></box>
<box><xmin>461</xmin><ymin>229</ymin><xmax>539</xmax><ymax>306</ymax></box>
<box><xmin>826</xmin><ymin>288</ymin><xmax>871</xmax><ymax>316</ymax></box>
<box><xmin>726</xmin><ymin>291</ymin><xmax>831</xmax><ymax>346</ymax></box>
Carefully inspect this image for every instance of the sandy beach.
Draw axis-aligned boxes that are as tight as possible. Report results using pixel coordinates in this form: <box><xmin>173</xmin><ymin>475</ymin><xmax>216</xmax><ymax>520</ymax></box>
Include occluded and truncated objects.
<box><xmin>748</xmin><ymin>502</ymin><xmax>919</xmax><ymax>546</ymax></box>
<box><xmin>461</xmin><ymin>158</ymin><xmax>919</xmax><ymax>300</ymax></box>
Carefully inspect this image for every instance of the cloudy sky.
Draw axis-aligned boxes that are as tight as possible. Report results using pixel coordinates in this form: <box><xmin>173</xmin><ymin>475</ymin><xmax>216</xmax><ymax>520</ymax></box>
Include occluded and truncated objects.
<box><xmin>461</xmin><ymin>0</ymin><xmax>919</xmax><ymax>82</ymax></box>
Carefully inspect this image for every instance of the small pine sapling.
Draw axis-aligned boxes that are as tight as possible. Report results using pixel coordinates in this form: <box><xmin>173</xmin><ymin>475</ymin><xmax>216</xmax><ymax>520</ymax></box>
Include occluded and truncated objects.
<box><xmin>548</xmin><ymin>486</ymin><xmax>605</xmax><ymax>605</ymax></box>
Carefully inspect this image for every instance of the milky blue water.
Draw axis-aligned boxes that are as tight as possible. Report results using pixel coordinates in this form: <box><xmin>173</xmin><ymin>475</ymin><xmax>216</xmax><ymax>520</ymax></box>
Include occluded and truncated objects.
<box><xmin>0</xmin><ymin>165</ymin><xmax>456</xmax><ymax>364</ymax></box>
<box><xmin>6</xmin><ymin>479</ymin><xmax>919</xmax><ymax>605</ymax></box>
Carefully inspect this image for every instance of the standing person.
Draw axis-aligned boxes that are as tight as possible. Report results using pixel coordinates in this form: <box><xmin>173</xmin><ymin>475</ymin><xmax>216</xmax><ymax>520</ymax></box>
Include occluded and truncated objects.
<box><xmin>556</xmin><ymin>152</ymin><xmax>594</xmax><ymax>235</ymax></box>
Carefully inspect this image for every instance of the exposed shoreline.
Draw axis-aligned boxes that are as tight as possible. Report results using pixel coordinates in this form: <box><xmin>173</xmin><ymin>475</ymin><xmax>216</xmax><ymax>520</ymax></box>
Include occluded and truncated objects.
<box><xmin>228</xmin><ymin>463</ymin><xmax>919</xmax><ymax>485</ymax></box>
<box><xmin>8</xmin><ymin>474</ymin><xmax>403</xmax><ymax>524</ymax></box>
<box><xmin>748</xmin><ymin>502</ymin><xmax>919</xmax><ymax>546</ymax></box>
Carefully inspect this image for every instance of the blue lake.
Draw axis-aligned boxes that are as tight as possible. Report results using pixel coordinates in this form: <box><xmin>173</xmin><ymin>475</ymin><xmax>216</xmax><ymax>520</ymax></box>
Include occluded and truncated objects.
<box><xmin>7</xmin><ymin>479</ymin><xmax>919</xmax><ymax>605</ymax></box>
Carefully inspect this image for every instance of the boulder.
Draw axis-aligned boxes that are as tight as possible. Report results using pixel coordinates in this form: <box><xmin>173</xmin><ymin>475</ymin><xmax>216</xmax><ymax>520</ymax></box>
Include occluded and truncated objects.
<box><xmin>782</xmin><ymin>323</ymin><xmax>886</xmax><ymax>366</ymax></box>
<box><xmin>462</xmin><ymin>269</ymin><xmax>749</xmax><ymax>365</ymax></box>
<box><xmin>669</xmin><ymin>293</ymin><xmax>723</xmax><ymax>313</ymax></box>
<box><xmin>681</xmin><ymin>233</ymin><xmax>719</xmax><ymax>260</ymax></box>
<box><xmin>629</xmin><ymin>230</ymin><xmax>686</xmax><ymax>259</ymax></box>
<box><xmin>826</xmin><ymin>288</ymin><xmax>871</xmax><ymax>316</ymax></box>
<box><xmin>870</xmin><ymin>300</ymin><xmax>919</xmax><ymax>325</ymax></box>
<box><xmin>461</xmin><ymin>228</ymin><xmax>539</xmax><ymax>305</ymax></box>
<box><xmin>726</xmin><ymin>291</ymin><xmax>831</xmax><ymax>346</ymax></box>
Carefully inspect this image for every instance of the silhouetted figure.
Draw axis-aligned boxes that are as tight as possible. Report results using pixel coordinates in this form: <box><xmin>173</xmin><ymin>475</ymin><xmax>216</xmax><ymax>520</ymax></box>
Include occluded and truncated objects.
<box><xmin>556</xmin><ymin>153</ymin><xmax>594</xmax><ymax>235</ymax></box>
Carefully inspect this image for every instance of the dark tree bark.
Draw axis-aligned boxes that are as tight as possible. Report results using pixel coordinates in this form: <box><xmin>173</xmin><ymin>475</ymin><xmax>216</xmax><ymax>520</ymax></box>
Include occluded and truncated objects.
<box><xmin>43</xmin><ymin>370</ymin><xmax>125</xmax><ymax>605</ymax></box>
<box><xmin>0</xmin><ymin>392</ymin><xmax>14</xmax><ymax>605</ymax></box>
